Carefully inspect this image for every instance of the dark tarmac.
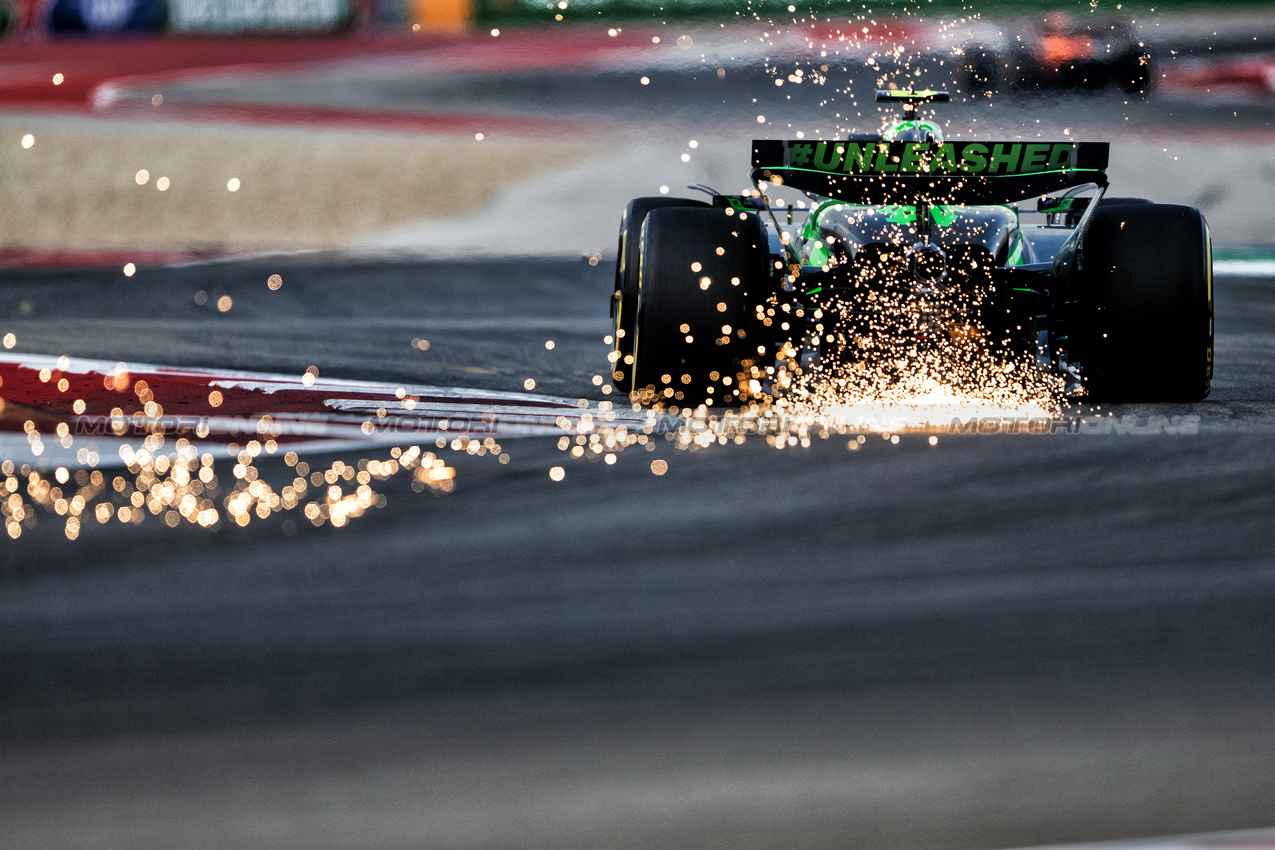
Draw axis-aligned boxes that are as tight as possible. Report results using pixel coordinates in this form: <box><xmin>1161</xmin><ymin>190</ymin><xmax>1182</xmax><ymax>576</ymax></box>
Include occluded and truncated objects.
<box><xmin>1</xmin><ymin>257</ymin><xmax>1273</xmax><ymax>849</ymax></box>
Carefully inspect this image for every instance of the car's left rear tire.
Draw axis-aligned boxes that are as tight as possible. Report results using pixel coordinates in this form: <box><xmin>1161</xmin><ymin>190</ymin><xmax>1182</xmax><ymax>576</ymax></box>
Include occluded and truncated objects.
<box><xmin>630</xmin><ymin>206</ymin><xmax>772</xmax><ymax>408</ymax></box>
<box><xmin>611</xmin><ymin>197</ymin><xmax>708</xmax><ymax>391</ymax></box>
<box><xmin>1117</xmin><ymin>49</ymin><xmax>1153</xmax><ymax>94</ymax></box>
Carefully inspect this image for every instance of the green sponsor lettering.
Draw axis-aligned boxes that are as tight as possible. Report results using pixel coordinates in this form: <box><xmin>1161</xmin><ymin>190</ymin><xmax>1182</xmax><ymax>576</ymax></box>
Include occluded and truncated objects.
<box><xmin>842</xmin><ymin>143</ymin><xmax>870</xmax><ymax>172</ymax></box>
<box><xmin>988</xmin><ymin>143</ymin><xmax>1021</xmax><ymax>174</ymax></box>
<box><xmin>900</xmin><ymin>142</ymin><xmax>927</xmax><ymax>173</ymax></box>
<box><xmin>789</xmin><ymin>142</ymin><xmax>813</xmax><ymax>166</ymax></box>
<box><xmin>931</xmin><ymin>205</ymin><xmax>959</xmax><ymax>227</ymax></box>
<box><xmin>874</xmin><ymin>143</ymin><xmax>898</xmax><ymax>173</ymax></box>
<box><xmin>1022</xmin><ymin>143</ymin><xmax>1050</xmax><ymax>171</ymax></box>
<box><xmin>882</xmin><ymin>205</ymin><xmax>914</xmax><ymax>225</ymax></box>
<box><xmin>813</xmin><ymin>142</ymin><xmax>842</xmax><ymax>171</ymax></box>
<box><xmin>960</xmin><ymin>143</ymin><xmax>987</xmax><ymax>173</ymax></box>
<box><xmin>936</xmin><ymin>143</ymin><xmax>959</xmax><ymax>173</ymax></box>
<box><xmin>1048</xmin><ymin>143</ymin><xmax>1073</xmax><ymax>169</ymax></box>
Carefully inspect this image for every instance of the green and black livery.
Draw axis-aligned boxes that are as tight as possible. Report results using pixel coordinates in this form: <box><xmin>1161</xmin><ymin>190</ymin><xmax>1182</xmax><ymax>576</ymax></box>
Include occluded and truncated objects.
<box><xmin>610</xmin><ymin>89</ymin><xmax>1213</xmax><ymax>406</ymax></box>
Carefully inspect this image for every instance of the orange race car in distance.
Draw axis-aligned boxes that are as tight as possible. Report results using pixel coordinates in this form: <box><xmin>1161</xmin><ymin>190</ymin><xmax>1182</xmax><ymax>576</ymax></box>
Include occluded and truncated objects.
<box><xmin>962</xmin><ymin>12</ymin><xmax>1152</xmax><ymax>95</ymax></box>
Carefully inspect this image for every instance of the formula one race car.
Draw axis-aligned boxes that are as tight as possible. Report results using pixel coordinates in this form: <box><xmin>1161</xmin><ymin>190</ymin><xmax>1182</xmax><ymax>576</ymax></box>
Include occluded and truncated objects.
<box><xmin>962</xmin><ymin>12</ymin><xmax>1152</xmax><ymax>94</ymax></box>
<box><xmin>609</xmin><ymin>90</ymin><xmax>1212</xmax><ymax>407</ymax></box>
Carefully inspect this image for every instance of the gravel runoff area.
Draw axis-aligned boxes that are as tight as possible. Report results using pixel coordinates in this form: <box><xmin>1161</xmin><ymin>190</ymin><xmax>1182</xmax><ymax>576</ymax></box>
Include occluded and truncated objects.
<box><xmin>0</xmin><ymin>114</ymin><xmax>605</xmax><ymax>252</ymax></box>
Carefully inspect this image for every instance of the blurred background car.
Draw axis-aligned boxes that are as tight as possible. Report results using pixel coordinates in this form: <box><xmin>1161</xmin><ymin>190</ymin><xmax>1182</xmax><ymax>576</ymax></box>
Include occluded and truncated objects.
<box><xmin>963</xmin><ymin>11</ymin><xmax>1153</xmax><ymax>95</ymax></box>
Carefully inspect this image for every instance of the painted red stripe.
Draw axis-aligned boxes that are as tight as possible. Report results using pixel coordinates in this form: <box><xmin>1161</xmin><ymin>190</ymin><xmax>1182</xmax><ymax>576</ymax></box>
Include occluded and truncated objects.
<box><xmin>94</xmin><ymin>99</ymin><xmax>588</xmax><ymax>136</ymax></box>
<box><xmin>0</xmin><ymin>354</ymin><xmax>616</xmax><ymax>468</ymax></box>
<box><xmin>804</xmin><ymin>19</ymin><xmax>921</xmax><ymax>44</ymax></box>
<box><xmin>0</xmin><ymin>355</ymin><xmax>581</xmax><ymax>436</ymax></box>
<box><xmin>1162</xmin><ymin>55</ymin><xmax>1275</xmax><ymax>93</ymax></box>
<box><xmin>0</xmin><ymin>247</ymin><xmax>236</xmax><ymax>269</ymax></box>
<box><xmin>0</xmin><ymin>28</ymin><xmax>659</xmax><ymax>111</ymax></box>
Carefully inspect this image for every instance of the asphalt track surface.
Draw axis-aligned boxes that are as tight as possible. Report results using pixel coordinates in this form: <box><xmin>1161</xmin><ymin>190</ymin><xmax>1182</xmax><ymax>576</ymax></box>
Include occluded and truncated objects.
<box><xmin>2</xmin><ymin>255</ymin><xmax>1275</xmax><ymax>849</ymax></box>
<box><xmin>4</xmin><ymin>15</ymin><xmax>1275</xmax><ymax>850</ymax></box>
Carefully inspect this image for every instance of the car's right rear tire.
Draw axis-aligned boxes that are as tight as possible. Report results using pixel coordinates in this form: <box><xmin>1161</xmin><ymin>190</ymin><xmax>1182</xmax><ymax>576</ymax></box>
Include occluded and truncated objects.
<box><xmin>1073</xmin><ymin>203</ymin><xmax>1213</xmax><ymax>401</ymax></box>
<box><xmin>630</xmin><ymin>206</ymin><xmax>772</xmax><ymax>408</ymax></box>
<box><xmin>962</xmin><ymin>48</ymin><xmax>999</xmax><ymax>92</ymax></box>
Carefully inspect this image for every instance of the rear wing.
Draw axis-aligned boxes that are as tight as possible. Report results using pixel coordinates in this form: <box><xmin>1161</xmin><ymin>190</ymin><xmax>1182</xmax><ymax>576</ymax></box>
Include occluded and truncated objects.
<box><xmin>751</xmin><ymin>140</ymin><xmax>1109</xmax><ymax>206</ymax></box>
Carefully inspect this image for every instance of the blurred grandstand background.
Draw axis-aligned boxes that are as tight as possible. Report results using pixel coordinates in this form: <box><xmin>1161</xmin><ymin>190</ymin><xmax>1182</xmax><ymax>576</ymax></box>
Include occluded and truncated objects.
<box><xmin>2</xmin><ymin>0</ymin><xmax>1275</xmax><ymax>37</ymax></box>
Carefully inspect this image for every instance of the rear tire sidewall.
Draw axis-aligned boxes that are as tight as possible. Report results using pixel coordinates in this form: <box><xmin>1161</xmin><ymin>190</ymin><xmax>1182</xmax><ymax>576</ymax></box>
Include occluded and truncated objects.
<box><xmin>613</xmin><ymin>197</ymin><xmax>708</xmax><ymax>388</ymax></box>
<box><xmin>632</xmin><ymin>206</ymin><xmax>771</xmax><ymax>407</ymax></box>
<box><xmin>1074</xmin><ymin>203</ymin><xmax>1213</xmax><ymax>401</ymax></box>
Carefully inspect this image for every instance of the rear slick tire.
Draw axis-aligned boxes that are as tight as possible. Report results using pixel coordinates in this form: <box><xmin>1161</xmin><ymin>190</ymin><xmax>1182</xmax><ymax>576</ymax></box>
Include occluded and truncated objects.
<box><xmin>1074</xmin><ymin>203</ymin><xmax>1213</xmax><ymax>402</ymax></box>
<box><xmin>631</xmin><ymin>206</ymin><xmax>771</xmax><ymax>408</ymax></box>
<box><xmin>611</xmin><ymin>197</ymin><xmax>708</xmax><ymax>391</ymax></box>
